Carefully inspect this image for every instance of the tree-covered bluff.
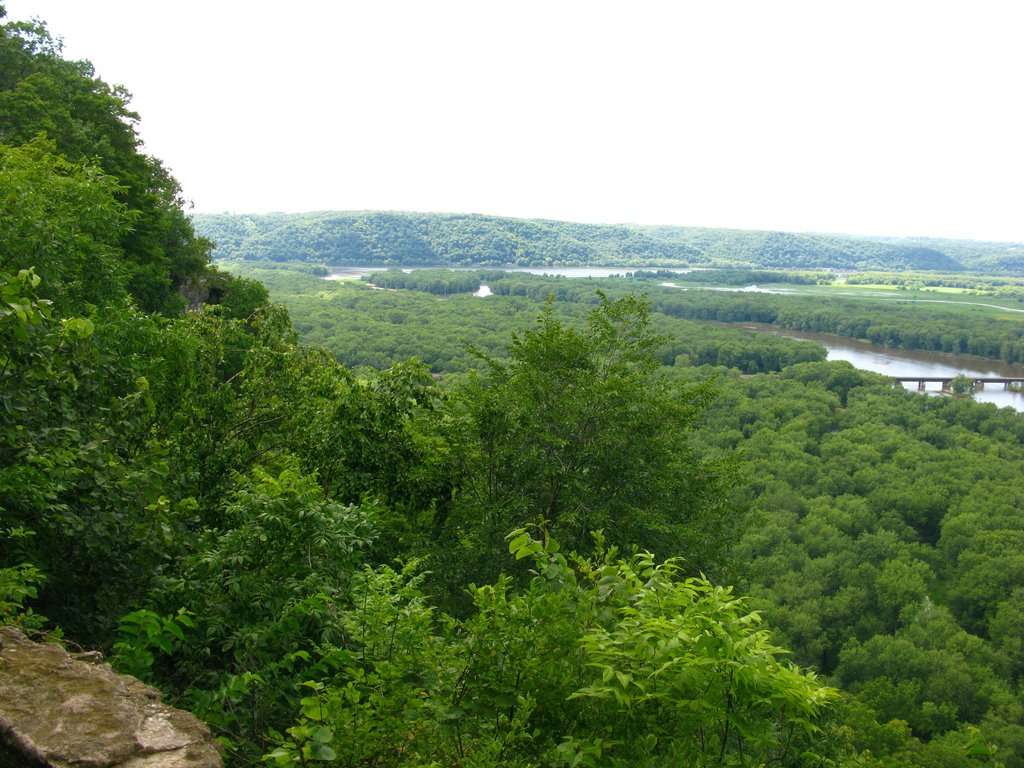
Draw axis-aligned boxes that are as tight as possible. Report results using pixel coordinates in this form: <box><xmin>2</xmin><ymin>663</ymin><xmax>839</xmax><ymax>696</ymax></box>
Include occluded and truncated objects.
<box><xmin>193</xmin><ymin>210</ymin><xmax>1024</xmax><ymax>273</ymax></box>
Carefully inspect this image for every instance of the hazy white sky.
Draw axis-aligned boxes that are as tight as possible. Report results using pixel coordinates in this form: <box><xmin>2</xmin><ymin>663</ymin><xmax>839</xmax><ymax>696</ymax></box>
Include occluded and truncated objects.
<box><xmin>5</xmin><ymin>1</ymin><xmax>1024</xmax><ymax>242</ymax></box>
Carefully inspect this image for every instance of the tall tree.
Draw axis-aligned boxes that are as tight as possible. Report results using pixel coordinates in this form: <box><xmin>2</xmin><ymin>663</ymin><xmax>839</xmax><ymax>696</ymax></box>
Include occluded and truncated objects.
<box><xmin>451</xmin><ymin>293</ymin><xmax>734</xmax><ymax>568</ymax></box>
<box><xmin>0</xmin><ymin>9</ymin><xmax>210</xmax><ymax>312</ymax></box>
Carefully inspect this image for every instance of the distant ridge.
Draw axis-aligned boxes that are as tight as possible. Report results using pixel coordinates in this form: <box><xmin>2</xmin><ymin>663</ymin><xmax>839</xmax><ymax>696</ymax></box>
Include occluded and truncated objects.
<box><xmin>192</xmin><ymin>211</ymin><xmax>1024</xmax><ymax>274</ymax></box>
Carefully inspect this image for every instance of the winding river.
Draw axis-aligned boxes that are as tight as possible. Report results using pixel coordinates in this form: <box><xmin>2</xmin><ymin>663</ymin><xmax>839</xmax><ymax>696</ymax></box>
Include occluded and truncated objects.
<box><xmin>746</xmin><ymin>325</ymin><xmax>1024</xmax><ymax>412</ymax></box>
<box><xmin>323</xmin><ymin>267</ymin><xmax>1024</xmax><ymax>412</ymax></box>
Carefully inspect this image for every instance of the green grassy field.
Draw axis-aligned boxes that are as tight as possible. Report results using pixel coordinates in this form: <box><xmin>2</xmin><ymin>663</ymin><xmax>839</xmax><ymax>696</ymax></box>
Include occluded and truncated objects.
<box><xmin>694</xmin><ymin>281</ymin><xmax>1024</xmax><ymax>320</ymax></box>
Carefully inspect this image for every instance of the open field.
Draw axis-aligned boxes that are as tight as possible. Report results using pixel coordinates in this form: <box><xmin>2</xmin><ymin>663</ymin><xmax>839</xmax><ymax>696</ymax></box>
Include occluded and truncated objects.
<box><xmin>667</xmin><ymin>280</ymin><xmax>1024</xmax><ymax>320</ymax></box>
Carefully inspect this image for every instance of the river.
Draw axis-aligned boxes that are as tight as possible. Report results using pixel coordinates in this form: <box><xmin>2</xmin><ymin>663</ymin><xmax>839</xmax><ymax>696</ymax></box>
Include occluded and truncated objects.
<box><xmin>322</xmin><ymin>267</ymin><xmax>1024</xmax><ymax>412</ymax></box>
<box><xmin>326</xmin><ymin>265</ymin><xmax>692</xmax><ymax>299</ymax></box>
<box><xmin>324</xmin><ymin>266</ymin><xmax>692</xmax><ymax>280</ymax></box>
<box><xmin>743</xmin><ymin>325</ymin><xmax>1024</xmax><ymax>412</ymax></box>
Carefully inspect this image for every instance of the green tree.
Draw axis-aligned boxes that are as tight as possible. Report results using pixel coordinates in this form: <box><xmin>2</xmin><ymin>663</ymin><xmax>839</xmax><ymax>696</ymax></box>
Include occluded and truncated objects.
<box><xmin>948</xmin><ymin>374</ymin><xmax>976</xmax><ymax>397</ymax></box>
<box><xmin>452</xmin><ymin>293</ymin><xmax>733</xmax><ymax>566</ymax></box>
<box><xmin>0</xmin><ymin>267</ymin><xmax>183</xmax><ymax>641</ymax></box>
<box><xmin>0</xmin><ymin>10</ymin><xmax>211</xmax><ymax>312</ymax></box>
<box><xmin>262</xmin><ymin>529</ymin><xmax>838</xmax><ymax>768</ymax></box>
<box><xmin>0</xmin><ymin>138</ymin><xmax>129</xmax><ymax>310</ymax></box>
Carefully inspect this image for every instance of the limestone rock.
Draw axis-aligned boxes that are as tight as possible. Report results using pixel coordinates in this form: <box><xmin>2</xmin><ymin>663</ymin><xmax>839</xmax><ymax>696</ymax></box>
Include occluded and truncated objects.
<box><xmin>0</xmin><ymin>626</ymin><xmax>221</xmax><ymax>768</ymax></box>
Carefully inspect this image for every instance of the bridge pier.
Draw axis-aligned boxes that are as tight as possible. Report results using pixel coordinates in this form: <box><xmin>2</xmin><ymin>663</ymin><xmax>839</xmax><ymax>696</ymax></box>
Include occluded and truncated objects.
<box><xmin>894</xmin><ymin>376</ymin><xmax>1024</xmax><ymax>391</ymax></box>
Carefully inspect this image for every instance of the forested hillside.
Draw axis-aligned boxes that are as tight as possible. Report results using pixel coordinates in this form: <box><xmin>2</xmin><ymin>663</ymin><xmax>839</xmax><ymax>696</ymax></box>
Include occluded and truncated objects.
<box><xmin>194</xmin><ymin>210</ymin><xmax>1024</xmax><ymax>273</ymax></box>
<box><xmin>227</xmin><ymin>261</ymin><xmax>1024</xmax><ymax>766</ymax></box>
<box><xmin>0</xmin><ymin>10</ymin><xmax>263</xmax><ymax>315</ymax></box>
<box><xmin>3</xmin><ymin>7</ymin><xmax>1023</xmax><ymax>768</ymax></box>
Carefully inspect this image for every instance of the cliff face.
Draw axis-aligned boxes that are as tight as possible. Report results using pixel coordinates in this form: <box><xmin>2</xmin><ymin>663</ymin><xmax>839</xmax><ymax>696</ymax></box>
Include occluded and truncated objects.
<box><xmin>0</xmin><ymin>626</ymin><xmax>221</xmax><ymax>768</ymax></box>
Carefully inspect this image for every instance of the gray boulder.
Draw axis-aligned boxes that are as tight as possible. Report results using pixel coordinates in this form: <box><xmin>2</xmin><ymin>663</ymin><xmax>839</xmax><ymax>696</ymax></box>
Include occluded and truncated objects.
<box><xmin>0</xmin><ymin>625</ymin><xmax>221</xmax><ymax>767</ymax></box>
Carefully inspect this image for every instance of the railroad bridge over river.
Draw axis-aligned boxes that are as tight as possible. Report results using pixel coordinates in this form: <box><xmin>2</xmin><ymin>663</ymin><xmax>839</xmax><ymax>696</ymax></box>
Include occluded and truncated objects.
<box><xmin>894</xmin><ymin>376</ymin><xmax>1024</xmax><ymax>391</ymax></box>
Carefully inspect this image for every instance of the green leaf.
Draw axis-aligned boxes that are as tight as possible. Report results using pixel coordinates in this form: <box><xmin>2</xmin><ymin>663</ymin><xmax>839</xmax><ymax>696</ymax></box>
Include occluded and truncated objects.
<box><xmin>300</xmin><ymin>696</ymin><xmax>325</xmax><ymax>720</ymax></box>
<box><xmin>508</xmin><ymin>532</ymin><xmax>529</xmax><ymax>555</ymax></box>
<box><xmin>310</xmin><ymin>726</ymin><xmax>333</xmax><ymax>743</ymax></box>
<box><xmin>310</xmin><ymin>744</ymin><xmax>336</xmax><ymax>761</ymax></box>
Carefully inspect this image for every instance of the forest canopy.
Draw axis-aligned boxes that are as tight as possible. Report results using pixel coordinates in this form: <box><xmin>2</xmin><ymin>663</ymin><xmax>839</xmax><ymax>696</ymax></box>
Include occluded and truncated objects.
<box><xmin>0</xmin><ymin>8</ymin><xmax>254</xmax><ymax>315</ymax></box>
<box><xmin>193</xmin><ymin>210</ymin><xmax>1024</xmax><ymax>273</ymax></box>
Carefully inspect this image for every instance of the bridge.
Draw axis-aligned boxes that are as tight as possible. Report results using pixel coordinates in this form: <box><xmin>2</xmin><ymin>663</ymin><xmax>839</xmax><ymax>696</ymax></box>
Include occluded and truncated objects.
<box><xmin>893</xmin><ymin>376</ymin><xmax>1024</xmax><ymax>391</ymax></box>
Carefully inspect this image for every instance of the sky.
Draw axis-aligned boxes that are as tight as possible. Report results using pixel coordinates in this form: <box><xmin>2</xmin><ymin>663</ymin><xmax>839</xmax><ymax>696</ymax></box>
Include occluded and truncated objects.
<box><xmin>5</xmin><ymin>1</ymin><xmax>1024</xmax><ymax>242</ymax></box>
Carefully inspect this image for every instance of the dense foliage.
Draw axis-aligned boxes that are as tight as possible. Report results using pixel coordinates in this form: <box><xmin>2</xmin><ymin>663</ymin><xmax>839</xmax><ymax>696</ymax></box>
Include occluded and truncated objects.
<box><xmin>194</xmin><ymin>211</ymin><xmax>700</xmax><ymax>267</ymax></box>
<box><xmin>684</xmin><ymin>364</ymin><xmax>1024</xmax><ymax>767</ymax></box>
<box><xmin>478</xmin><ymin>272</ymin><xmax>1024</xmax><ymax>364</ymax></box>
<box><xmin>3</xmin><ymin>259</ymin><xmax>844</xmax><ymax>765</ymax></box>
<box><xmin>0</xmin><ymin>10</ymin><xmax>253</xmax><ymax>314</ymax></box>
<box><xmin>647</xmin><ymin>285</ymin><xmax>1024</xmax><ymax>364</ymax></box>
<box><xmin>232</xmin><ymin>264</ymin><xmax>1024</xmax><ymax>367</ymax></box>
<box><xmin>4</xmin><ymin>8</ymin><xmax>1023</xmax><ymax>768</ymax></box>
<box><xmin>223</xmin><ymin>262</ymin><xmax>1024</xmax><ymax>766</ymax></box>
<box><xmin>227</xmin><ymin>265</ymin><xmax>829</xmax><ymax>374</ymax></box>
<box><xmin>362</xmin><ymin>267</ymin><xmax>485</xmax><ymax>294</ymax></box>
<box><xmin>629</xmin><ymin>268</ymin><xmax>828</xmax><ymax>285</ymax></box>
<box><xmin>194</xmin><ymin>210</ymin><xmax>1024</xmax><ymax>272</ymax></box>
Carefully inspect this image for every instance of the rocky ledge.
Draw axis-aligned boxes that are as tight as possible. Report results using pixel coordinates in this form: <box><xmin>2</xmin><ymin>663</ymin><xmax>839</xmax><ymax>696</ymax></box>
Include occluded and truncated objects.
<box><xmin>0</xmin><ymin>625</ymin><xmax>221</xmax><ymax>768</ymax></box>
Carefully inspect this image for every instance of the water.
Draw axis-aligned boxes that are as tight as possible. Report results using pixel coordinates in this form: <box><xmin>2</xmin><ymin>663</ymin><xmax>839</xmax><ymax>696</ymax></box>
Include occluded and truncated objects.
<box><xmin>319</xmin><ymin>266</ymin><xmax>1024</xmax><ymax>412</ymax></box>
<box><xmin>324</xmin><ymin>266</ymin><xmax>692</xmax><ymax>280</ymax></box>
<box><xmin>323</xmin><ymin>267</ymin><xmax>397</xmax><ymax>280</ymax></box>
<box><xmin>501</xmin><ymin>267</ymin><xmax>691</xmax><ymax>278</ymax></box>
<box><xmin>697</xmin><ymin>284</ymin><xmax>800</xmax><ymax>294</ymax></box>
<box><xmin>749</xmin><ymin>325</ymin><xmax>1024</xmax><ymax>412</ymax></box>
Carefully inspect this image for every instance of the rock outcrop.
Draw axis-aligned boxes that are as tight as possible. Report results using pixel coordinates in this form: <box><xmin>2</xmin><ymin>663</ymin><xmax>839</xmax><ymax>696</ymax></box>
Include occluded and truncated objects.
<box><xmin>0</xmin><ymin>625</ymin><xmax>221</xmax><ymax>768</ymax></box>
